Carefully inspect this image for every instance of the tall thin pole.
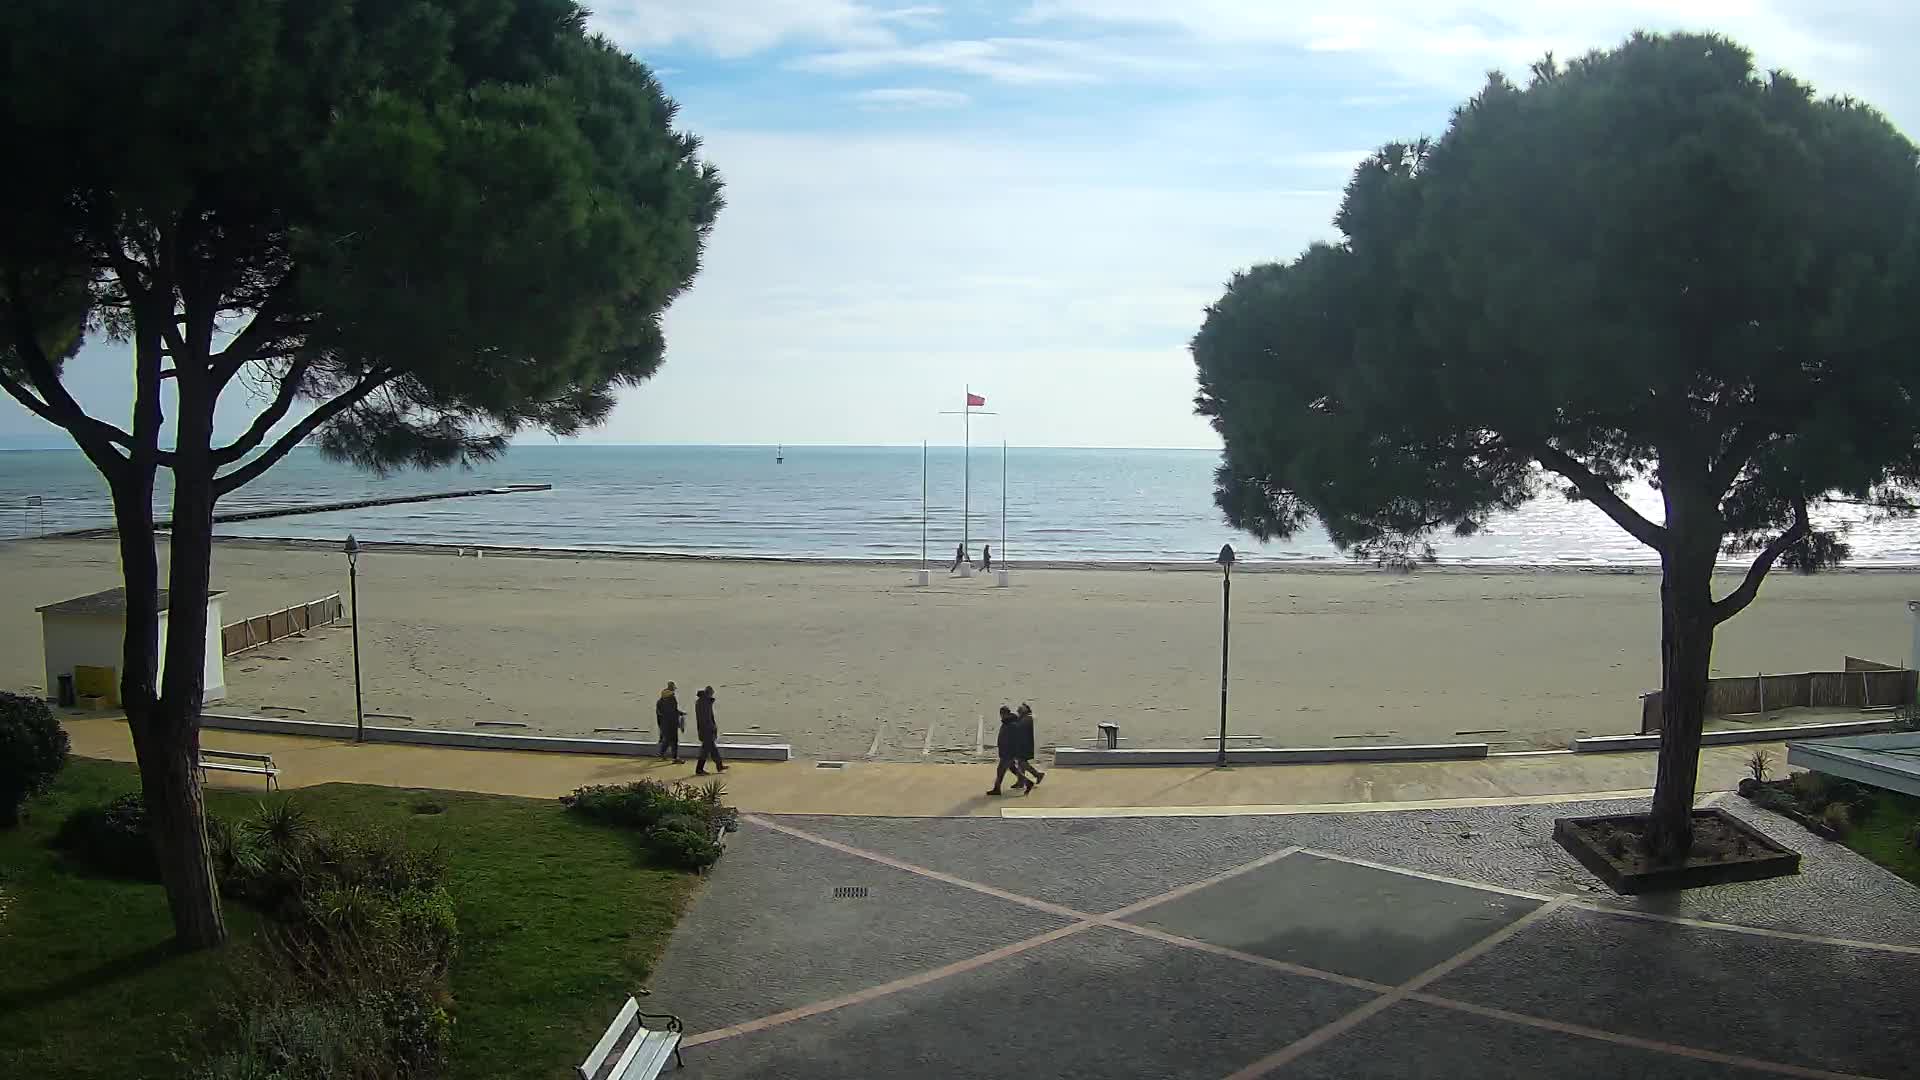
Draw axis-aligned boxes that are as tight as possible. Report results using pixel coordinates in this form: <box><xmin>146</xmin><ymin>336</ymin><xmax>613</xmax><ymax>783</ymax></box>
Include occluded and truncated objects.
<box><xmin>1218</xmin><ymin>561</ymin><xmax>1231</xmax><ymax>765</ymax></box>
<box><xmin>963</xmin><ymin>386</ymin><xmax>971</xmax><ymax>557</ymax></box>
<box><xmin>1001</xmin><ymin>440</ymin><xmax>1007</xmax><ymax>566</ymax></box>
<box><xmin>347</xmin><ymin>539</ymin><xmax>364</xmax><ymax>744</ymax></box>
<box><xmin>921</xmin><ymin>440</ymin><xmax>928</xmax><ymax>570</ymax></box>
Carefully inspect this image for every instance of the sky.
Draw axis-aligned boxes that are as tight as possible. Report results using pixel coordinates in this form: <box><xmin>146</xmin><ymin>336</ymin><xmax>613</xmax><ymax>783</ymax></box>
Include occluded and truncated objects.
<box><xmin>5</xmin><ymin>1</ymin><xmax>1919</xmax><ymax>450</ymax></box>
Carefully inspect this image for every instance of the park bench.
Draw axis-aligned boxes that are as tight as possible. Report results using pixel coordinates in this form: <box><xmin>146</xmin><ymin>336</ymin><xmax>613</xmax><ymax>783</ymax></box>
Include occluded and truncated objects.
<box><xmin>579</xmin><ymin>996</ymin><xmax>683</xmax><ymax>1079</ymax></box>
<box><xmin>198</xmin><ymin>748</ymin><xmax>279</xmax><ymax>790</ymax></box>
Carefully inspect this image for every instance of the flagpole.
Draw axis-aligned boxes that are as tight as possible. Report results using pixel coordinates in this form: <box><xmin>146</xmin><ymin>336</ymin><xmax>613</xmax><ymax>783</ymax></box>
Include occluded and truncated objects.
<box><xmin>1001</xmin><ymin>439</ymin><xmax>1007</xmax><ymax>566</ymax></box>
<box><xmin>963</xmin><ymin>385</ymin><xmax>971</xmax><ymax>557</ymax></box>
<box><xmin>921</xmin><ymin>440</ymin><xmax>928</xmax><ymax>571</ymax></box>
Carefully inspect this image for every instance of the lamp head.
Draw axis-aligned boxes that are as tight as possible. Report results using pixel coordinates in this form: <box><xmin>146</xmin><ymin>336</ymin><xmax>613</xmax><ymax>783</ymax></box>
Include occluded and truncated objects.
<box><xmin>1216</xmin><ymin>543</ymin><xmax>1235</xmax><ymax>569</ymax></box>
<box><xmin>344</xmin><ymin>534</ymin><xmax>360</xmax><ymax>562</ymax></box>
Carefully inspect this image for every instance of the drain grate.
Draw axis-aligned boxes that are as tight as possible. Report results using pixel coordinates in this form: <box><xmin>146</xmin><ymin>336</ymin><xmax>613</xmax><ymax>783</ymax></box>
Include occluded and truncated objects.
<box><xmin>832</xmin><ymin>886</ymin><xmax>870</xmax><ymax>899</ymax></box>
<box><xmin>816</xmin><ymin>761</ymin><xmax>848</xmax><ymax>770</ymax></box>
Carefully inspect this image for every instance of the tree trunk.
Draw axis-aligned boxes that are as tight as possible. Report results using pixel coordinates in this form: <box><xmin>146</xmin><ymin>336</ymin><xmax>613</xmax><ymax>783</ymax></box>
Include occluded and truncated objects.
<box><xmin>1645</xmin><ymin>544</ymin><xmax>1718</xmax><ymax>863</ymax></box>
<box><xmin>110</xmin><ymin>460</ymin><xmax>226</xmax><ymax>947</ymax></box>
<box><xmin>151</xmin><ymin>400</ymin><xmax>228</xmax><ymax>949</ymax></box>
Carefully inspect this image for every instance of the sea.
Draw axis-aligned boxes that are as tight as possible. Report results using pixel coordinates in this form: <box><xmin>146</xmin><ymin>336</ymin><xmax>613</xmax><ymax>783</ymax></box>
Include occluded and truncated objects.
<box><xmin>1</xmin><ymin>444</ymin><xmax>1915</xmax><ymax>566</ymax></box>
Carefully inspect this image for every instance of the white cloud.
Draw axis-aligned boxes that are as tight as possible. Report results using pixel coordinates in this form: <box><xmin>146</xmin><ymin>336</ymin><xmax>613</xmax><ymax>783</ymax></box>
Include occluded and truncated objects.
<box><xmin>601</xmin><ymin>123</ymin><xmax>1349</xmax><ymax>446</ymax></box>
<box><xmin>593</xmin><ymin>0</ymin><xmax>900</xmax><ymax>58</ymax></box>
<box><xmin>1020</xmin><ymin>1</ymin><xmax>1908</xmax><ymax>115</ymax></box>
<box><xmin>793</xmin><ymin>38</ymin><xmax>1100</xmax><ymax>84</ymax></box>
<box><xmin>851</xmin><ymin>87</ymin><xmax>972</xmax><ymax>109</ymax></box>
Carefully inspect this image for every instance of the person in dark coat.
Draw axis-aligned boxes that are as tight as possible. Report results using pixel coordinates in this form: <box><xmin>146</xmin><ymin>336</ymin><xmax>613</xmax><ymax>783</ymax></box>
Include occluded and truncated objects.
<box><xmin>951</xmin><ymin>542</ymin><xmax>967</xmax><ymax>574</ymax></box>
<box><xmin>694</xmin><ymin>686</ymin><xmax>726</xmax><ymax>775</ymax></box>
<box><xmin>988</xmin><ymin>705</ymin><xmax>1031</xmax><ymax>795</ymax></box>
<box><xmin>1015</xmin><ymin>702</ymin><xmax>1044</xmax><ymax>788</ymax></box>
<box><xmin>980</xmin><ymin>545</ymin><xmax>993</xmax><ymax>573</ymax></box>
<box><xmin>655</xmin><ymin>682</ymin><xmax>685</xmax><ymax>763</ymax></box>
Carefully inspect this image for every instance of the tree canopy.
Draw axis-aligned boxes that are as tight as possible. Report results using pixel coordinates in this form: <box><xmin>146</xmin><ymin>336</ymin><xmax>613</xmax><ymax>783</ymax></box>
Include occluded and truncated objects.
<box><xmin>0</xmin><ymin>0</ymin><xmax>722</xmax><ymax>946</ymax></box>
<box><xmin>1193</xmin><ymin>32</ymin><xmax>1920</xmax><ymax>858</ymax></box>
<box><xmin>0</xmin><ymin>0</ymin><xmax>722</xmax><ymax>479</ymax></box>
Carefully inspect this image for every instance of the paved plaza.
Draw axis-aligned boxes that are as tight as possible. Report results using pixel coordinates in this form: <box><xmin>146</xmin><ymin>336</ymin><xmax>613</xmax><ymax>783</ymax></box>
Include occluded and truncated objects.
<box><xmin>648</xmin><ymin>797</ymin><xmax>1920</xmax><ymax>1079</ymax></box>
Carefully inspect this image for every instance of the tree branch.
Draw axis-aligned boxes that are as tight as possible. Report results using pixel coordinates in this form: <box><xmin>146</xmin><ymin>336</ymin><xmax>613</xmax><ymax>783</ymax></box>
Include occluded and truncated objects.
<box><xmin>209</xmin><ymin>271</ymin><xmax>300</xmax><ymax>389</ymax></box>
<box><xmin>1711</xmin><ymin>497</ymin><xmax>1810</xmax><ymax>625</ymax></box>
<box><xmin>211</xmin><ymin>356</ymin><xmax>313</xmax><ymax>465</ymax></box>
<box><xmin>1531</xmin><ymin>442</ymin><xmax>1668</xmax><ymax>552</ymax></box>
<box><xmin>213</xmin><ymin>370</ymin><xmax>393</xmax><ymax>495</ymax></box>
<box><xmin>2</xmin><ymin>281</ymin><xmax>133</xmax><ymax>466</ymax></box>
<box><xmin>1708</xmin><ymin>424</ymin><xmax>1769</xmax><ymax>492</ymax></box>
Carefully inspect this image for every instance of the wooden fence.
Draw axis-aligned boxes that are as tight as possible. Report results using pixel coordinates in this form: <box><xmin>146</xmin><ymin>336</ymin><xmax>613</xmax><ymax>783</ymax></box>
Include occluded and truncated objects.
<box><xmin>1640</xmin><ymin>659</ymin><xmax>1916</xmax><ymax>733</ymax></box>
<box><xmin>221</xmin><ymin>593</ymin><xmax>344</xmax><ymax>657</ymax></box>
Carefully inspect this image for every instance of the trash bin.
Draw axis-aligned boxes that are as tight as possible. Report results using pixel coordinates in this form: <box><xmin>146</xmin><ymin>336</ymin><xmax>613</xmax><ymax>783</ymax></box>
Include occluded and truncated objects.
<box><xmin>57</xmin><ymin>673</ymin><xmax>76</xmax><ymax>708</ymax></box>
<box><xmin>1097</xmin><ymin>722</ymin><xmax>1119</xmax><ymax>749</ymax></box>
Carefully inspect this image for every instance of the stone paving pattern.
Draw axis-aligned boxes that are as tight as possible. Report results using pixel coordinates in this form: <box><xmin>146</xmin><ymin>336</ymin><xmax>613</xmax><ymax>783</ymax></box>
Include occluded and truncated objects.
<box><xmin>647</xmin><ymin>796</ymin><xmax>1920</xmax><ymax>1079</ymax></box>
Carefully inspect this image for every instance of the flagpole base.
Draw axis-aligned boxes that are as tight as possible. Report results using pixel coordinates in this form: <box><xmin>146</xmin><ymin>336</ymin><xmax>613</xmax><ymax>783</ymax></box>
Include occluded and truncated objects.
<box><xmin>994</xmin><ymin>570</ymin><xmax>1010</xmax><ymax>587</ymax></box>
<box><xmin>911</xmin><ymin>569</ymin><xmax>930</xmax><ymax>587</ymax></box>
<box><xmin>959</xmin><ymin>563</ymin><xmax>974</xmax><ymax>578</ymax></box>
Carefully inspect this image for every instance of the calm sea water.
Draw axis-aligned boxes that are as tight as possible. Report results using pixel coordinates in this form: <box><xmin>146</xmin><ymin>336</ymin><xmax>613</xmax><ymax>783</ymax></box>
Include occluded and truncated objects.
<box><xmin>0</xmin><ymin>444</ymin><xmax>1914</xmax><ymax>565</ymax></box>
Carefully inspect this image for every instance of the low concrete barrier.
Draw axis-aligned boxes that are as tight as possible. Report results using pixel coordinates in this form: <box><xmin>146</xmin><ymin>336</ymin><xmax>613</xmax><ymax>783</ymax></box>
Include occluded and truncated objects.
<box><xmin>1052</xmin><ymin>743</ymin><xmax>1489</xmax><ymax>767</ymax></box>
<box><xmin>1570</xmin><ymin>717</ymin><xmax>1900</xmax><ymax>753</ymax></box>
<box><xmin>199</xmin><ymin>712</ymin><xmax>791</xmax><ymax>761</ymax></box>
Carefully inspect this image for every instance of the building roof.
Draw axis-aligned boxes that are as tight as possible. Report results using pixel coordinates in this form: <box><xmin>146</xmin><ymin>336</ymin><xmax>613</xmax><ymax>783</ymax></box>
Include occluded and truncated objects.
<box><xmin>35</xmin><ymin>587</ymin><xmax>225</xmax><ymax>616</ymax></box>
<box><xmin>1787</xmin><ymin>732</ymin><xmax>1920</xmax><ymax>799</ymax></box>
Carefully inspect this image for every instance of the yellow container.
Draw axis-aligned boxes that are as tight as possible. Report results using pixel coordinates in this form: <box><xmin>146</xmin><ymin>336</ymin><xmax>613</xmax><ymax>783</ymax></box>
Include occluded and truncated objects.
<box><xmin>73</xmin><ymin>665</ymin><xmax>119</xmax><ymax>707</ymax></box>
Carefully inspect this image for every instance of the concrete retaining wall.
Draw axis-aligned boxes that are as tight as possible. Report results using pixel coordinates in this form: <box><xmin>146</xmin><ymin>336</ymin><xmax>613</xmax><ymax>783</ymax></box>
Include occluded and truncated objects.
<box><xmin>1053</xmin><ymin>742</ymin><xmax>1489</xmax><ymax>767</ymax></box>
<box><xmin>199</xmin><ymin>712</ymin><xmax>791</xmax><ymax>761</ymax></box>
<box><xmin>1572</xmin><ymin>717</ymin><xmax>1901</xmax><ymax>753</ymax></box>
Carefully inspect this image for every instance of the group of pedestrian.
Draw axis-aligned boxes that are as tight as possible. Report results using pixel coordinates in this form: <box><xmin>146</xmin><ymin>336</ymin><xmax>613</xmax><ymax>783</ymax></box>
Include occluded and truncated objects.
<box><xmin>655</xmin><ymin>681</ymin><xmax>727</xmax><ymax>775</ymax></box>
<box><xmin>950</xmin><ymin>543</ymin><xmax>992</xmax><ymax>574</ymax></box>
<box><xmin>990</xmin><ymin>702</ymin><xmax>1044</xmax><ymax>795</ymax></box>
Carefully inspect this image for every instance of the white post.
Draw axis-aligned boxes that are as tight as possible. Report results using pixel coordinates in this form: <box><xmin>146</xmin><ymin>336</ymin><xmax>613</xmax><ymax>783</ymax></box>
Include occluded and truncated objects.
<box><xmin>1907</xmin><ymin>600</ymin><xmax>1920</xmax><ymax>671</ymax></box>
<box><xmin>912</xmin><ymin>441</ymin><xmax>929</xmax><ymax>586</ymax></box>
<box><xmin>995</xmin><ymin>439</ymin><xmax>1009</xmax><ymax>586</ymax></box>
<box><xmin>963</xmin><ymin>387</ymin><xmax>971</xmax><ymax>559</ymax></box>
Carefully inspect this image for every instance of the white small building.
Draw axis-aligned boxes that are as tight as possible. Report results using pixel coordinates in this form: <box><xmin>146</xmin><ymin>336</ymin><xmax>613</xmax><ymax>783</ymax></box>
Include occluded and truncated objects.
<box><xmin>36</xmin><ymin>588</ymin><xmax>226</xmax><ymax>705</ymax></box>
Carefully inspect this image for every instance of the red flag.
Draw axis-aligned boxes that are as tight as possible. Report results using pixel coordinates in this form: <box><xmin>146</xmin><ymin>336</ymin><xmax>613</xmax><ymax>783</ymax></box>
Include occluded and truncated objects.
<box><xmin>966</xmin><ymin>392</ymin><xmax>986</xmax><ymax>407</ymax></box>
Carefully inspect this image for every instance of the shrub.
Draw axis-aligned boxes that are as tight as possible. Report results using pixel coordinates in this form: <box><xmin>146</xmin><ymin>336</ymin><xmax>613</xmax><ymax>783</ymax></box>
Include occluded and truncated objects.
<box><xmin>560</xmin><ymin>781</ymin><xmax>678</xmax><ymax>829</ymax></box>
<box><xmin>199</xmin><ymin>807</ymin><xmax>459</xmax><ymax>1080</ymax></box>
<box><xmin>562</xmin><ymin>780</ymin><xmax>736</xmax><ymax>836</ymax></box>
<box><xmin>1791</xmin><ymin>770</ymin><xmax>1831</xmax><ymax>810</ymax></box>
<box><xmin>192</xmin><ymin>989</ymin><xmax>450</xmax><ymax>1080</ymax></box>
<box><xmin>646</xmin><ymin>826</ymin><xmax>724</xmax><ymax>872</ymax></box>
<box><xmin>1746</xmin><ymin>749</ymin><xmax>1773</xmax><ymax>784</ymax></box>
<box><xmin>1820</xmin><ymin>802</ymin><xmax>1853</xmax><ymax>837</ymax></box>
<box><xmin>52</xmin><ymin>793</ymin><xmax>158</xmax><ymax>879</ymax></box>
<box><xmin>0</xmin><ymin>691</ymin><xmax>69</xmax><ymax>827</ymax></box>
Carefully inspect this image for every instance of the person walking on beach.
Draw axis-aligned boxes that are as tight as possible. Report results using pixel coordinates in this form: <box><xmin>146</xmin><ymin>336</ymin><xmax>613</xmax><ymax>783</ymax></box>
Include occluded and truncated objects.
<box><xmin>1015</xmin><ymin>702</ymin><xmax>1044</xmax><ymax>788</ymax></box>
<box><xmin>988</xmin><ymin>705</ymin><xmax>1032</xmax><ymax>795</ymax></box>
<box><xmin>694</xmin><ymin>686</ymin><xmax>726</xmax><ymax>775</ymax></box>
<box><xmin>980</xmin><ymin>545</ymin><xmax>993</xmax><ymax>573</ymax></box>
<box><xmin>656</xmin><ymin>682</ymin><xmax>685</xmax><ymax>764</ymax></box>
<box><xmin>951</xmin><ymin>542</ymin><xmax>967</xmax><ymax>574</ymax></box>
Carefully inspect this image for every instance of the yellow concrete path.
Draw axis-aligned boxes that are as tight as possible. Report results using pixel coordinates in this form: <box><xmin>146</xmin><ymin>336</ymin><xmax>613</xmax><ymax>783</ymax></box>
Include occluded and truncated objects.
<box><xmin>61</xmin><ymin>717</ymin><xmax>1770</xmax><ymax>818</ymax></box>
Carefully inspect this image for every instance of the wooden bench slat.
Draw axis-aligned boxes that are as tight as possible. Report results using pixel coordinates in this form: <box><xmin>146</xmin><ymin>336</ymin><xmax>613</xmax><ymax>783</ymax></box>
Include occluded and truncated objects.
<box><xmin>202</xmin><ymin>750</ymin><xmax>274</xmax><ymax>764</ymax></box>
<box><xmin>580</xmin><ymin>998</ymin><xmax>640</xmax><ymax>1080</ymax></box>
<box><xmin>617</xmin><ymin>1032</ymin><xmax>680</xmax><ymax>1080</ymax></box>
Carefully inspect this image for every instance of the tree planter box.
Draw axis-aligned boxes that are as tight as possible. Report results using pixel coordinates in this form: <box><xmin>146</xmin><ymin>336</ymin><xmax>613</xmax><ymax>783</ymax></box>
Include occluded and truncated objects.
<box><xmin>1554</xmin><ymin>808</ymin><xmax>1800</xmax><ymax>894</ymax></box>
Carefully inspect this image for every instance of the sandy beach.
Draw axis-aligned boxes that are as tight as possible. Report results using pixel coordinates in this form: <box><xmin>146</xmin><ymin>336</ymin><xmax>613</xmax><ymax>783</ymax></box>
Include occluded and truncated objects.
<box><xmin>2</xmin><ymin>538</ymin><xmax>1915</xmax><ymax>761</ymax></box>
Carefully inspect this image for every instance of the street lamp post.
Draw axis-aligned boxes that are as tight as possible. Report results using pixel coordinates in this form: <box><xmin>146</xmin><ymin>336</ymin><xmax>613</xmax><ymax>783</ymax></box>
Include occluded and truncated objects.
<box><xmin>1216</xmin><ymin>543</ymin><xmax>1235</xmax><ymax>766</ymax></box>
<box><xmin>345</xmin><ymin>534</ymin><xmax>364</xmax><ymax>743</ymax></box>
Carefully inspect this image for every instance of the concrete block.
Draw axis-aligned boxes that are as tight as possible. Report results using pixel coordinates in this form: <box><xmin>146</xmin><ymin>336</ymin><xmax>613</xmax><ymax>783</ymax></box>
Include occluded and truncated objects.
<box><xmin>1570</xmin><ymin>717</ymin><xmax>1900</xmax><ymax>753</ymax></box>
<box><xmin>1052</xmin><ymin>742</ymin><xmax>1489</xmax><ymax>767</ymax></box>
<box><xmin>198</xmin><ymin>712</ymin><xmax>791</xmax><ymax>760</ymax></box>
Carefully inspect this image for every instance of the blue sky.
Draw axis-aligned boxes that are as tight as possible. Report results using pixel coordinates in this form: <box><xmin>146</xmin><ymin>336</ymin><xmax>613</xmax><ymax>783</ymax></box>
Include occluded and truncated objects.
<box><xmin>6</xmin><ymin>1</ymin><xmax>1918</xmax><ymax>450</ymax></box>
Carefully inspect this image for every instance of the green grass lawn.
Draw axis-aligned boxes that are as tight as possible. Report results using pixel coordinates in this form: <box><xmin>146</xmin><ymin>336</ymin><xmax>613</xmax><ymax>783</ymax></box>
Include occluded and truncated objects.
<box><xmin>0</xmin><ymin>758</ymin><xmax>701</xmax><ymax>1080</ymax></box>
<box><xmin>1846</xmin><ymin>789</ymin><xmax>1920</xmax><ymax>887</ymax></box>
